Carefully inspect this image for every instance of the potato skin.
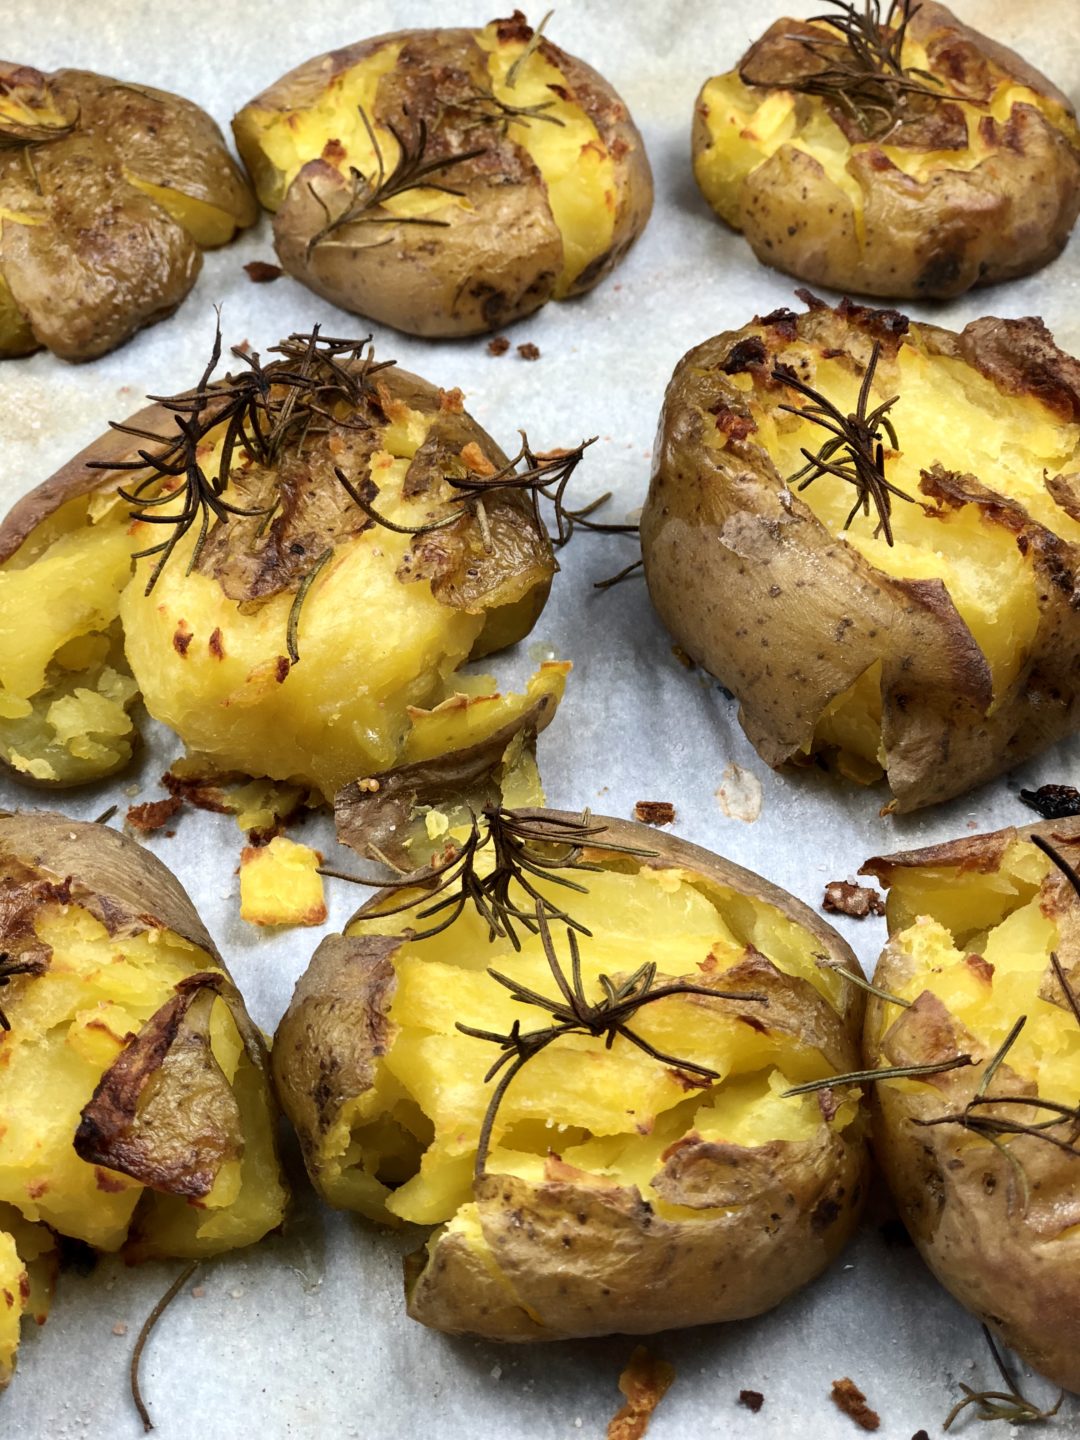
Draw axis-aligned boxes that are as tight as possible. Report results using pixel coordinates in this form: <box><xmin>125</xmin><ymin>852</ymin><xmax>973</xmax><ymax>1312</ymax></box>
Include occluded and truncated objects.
<box><xmin>274</xmin><ymin>812</ymin><xmax>869</xmax><ymax>1341</ymax></box>
<box><xmin>692</xmin><ymin>1</ymin><xmax>1080</xmax><ymax>299</ymax></box>
<box><xmin>234</xmin><ymin>21</ymin><xmax>652</xmax><ymax>337</ymax></box>
<box><xmin>640</xmin><ymin>298</ymin><xmax>1080</xmax><ymax>812</ymax></box>
<box><xmin>862</xmin><ymin>818</ymin><xmax>1080</xmax><ymax>1395</ymax></box>
<box><xmin>0</xmin><ymin>65</ymin><xmax>255</xmax><ymax>361</ymax></box>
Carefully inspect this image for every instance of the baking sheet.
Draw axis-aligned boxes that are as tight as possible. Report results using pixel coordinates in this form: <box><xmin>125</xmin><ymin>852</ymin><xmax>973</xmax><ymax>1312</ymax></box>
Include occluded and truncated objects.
<box><xmin>1</xmin><ymin>1</ymin><xmax>1078</xmax><ymax>1435</ymax></box>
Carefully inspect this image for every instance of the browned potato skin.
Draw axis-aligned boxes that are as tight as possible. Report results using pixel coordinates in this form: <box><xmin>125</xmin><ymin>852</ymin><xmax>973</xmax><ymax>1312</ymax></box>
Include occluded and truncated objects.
<box><xmin>0</xmin><ymin>809</ymin><xmax>221</xmax><ymax>956</ymax></box>
<box><xmin>640</xmin><ymin>297</ymin><xmax>1080</xmax><ymax>812</ymax></box>
<box><xmin>862</xmin><ymin>817</ymin><xmax>1080</xmax><ymax>1395</ymax></box>
<box><xmin>0</xmin><ymin>65</ymin><xmax>256</xmax><ymax>362</ymax></box>
<box><xmin>694</xmin><ymin>2</ymin><xmax>1080</xmax><ymax>299</ymax></box>
<box><xmin>274</xmin><ymin>813</ymin><xmax>869</xmax><ymax>1341</ymax></box>
<box><xmin>235</xmin><ymin>23</ymin><xmax>652</xmax><ymax>338</ymax></box>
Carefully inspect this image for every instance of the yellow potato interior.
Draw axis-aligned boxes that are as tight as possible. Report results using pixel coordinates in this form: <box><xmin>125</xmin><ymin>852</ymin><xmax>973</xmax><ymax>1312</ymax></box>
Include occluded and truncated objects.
<box><xmin>239</xmin><ymin>836</ymin><xmax>326</xmax><ymax>928</ymax></box>
<box><xmin>870</xmin><ymin>839</ymin><xmax>1080</xmax><ymax>1103</ymax></box>
<box><xmin>120</xmin><ymin>401</ymin><xmax>478</xmax><ymax>795</ymax></box>
<box><xmin>332</xmin><ymin>862</ymin><xmax>855</xmax><ymax>1225</ymax></box>
<box><xmin>734</xmin><ymin>335</ymin><xmax>1080</xmax><ymax>777</ymax></box>
<box><xmin>235</xmin><ymin>26</ymin><xmax>616</xmax><ymax>295</ymax></box>
<box><xmin>694</xmin><ymin>31</ymin><xmax>1080</xmax><ymax>237</ymax></box>
<box><xmin>476</xmin><ymin>23</ymin><xmax>616</xmax><ymax>294</ymax></box>
<box><xmin>0</xmin><ymin>1203</ymin><xmax>55</xmax><ymax>1390</ymax></box>
<box><xmin>0</xmin><ymin>512</ymin><xmax>141</xmax><ymax>784</ymax></box>
<box><xmin>0</xmin><ymin>903</ymin><xmax>284</xmax><ymax>1253</ymax></box>
<box><xmin>123</xmin><ymin>171</ymin><xmax>244</xmax><ymax>248</ymax></box>
<box><xmin>0</xmin><ymin>1230</ymin><xmax>24</xmax><ymax>1391</ymax></box>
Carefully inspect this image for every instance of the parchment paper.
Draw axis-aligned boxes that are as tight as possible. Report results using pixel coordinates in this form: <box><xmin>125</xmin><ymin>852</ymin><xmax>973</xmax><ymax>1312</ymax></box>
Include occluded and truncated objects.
<box><xmin>1</xmin><ymin>3</ymin><xmax>1078</xmax><ymax>1437</ymax></box>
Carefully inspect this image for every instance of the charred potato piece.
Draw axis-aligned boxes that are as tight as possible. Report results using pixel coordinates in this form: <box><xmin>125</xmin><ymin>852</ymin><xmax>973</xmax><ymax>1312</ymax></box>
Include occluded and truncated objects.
<box><xmin>692</xmin><ymin>2</ymin><xmax>1080</xmax><ymax>299</ymax></box>
<box><xmin>0</xmin><ymin>335</ymin><xmax>559</xmax><ymax>796</ymax></box>
<box><xmin>862</xmin><ymin>818</ymin><xmax>1080</xmax><ymax>1395</ymax></box>
<box><xmin>232</xmin><ymin>14</ymin><xmax>652</xmax><ymax>337</ymax></box>
<box><xmin>641</xmin><ymin>295</ymin><xmax>1080</xmax><ymax>812</ymax></box>
<box><xmin>0</xmin><ymin>62</ymin><xmax>256</xmax><ymax>361</ymax></box>
<box><xmin>0</xmin><ymin>811</ymin><xmax>287</xmax><ymax>1269</ymax></box>
<box><xmin>274</xmin><ymin>812</ymin><xmax>868</xmax><ymax>1341</ymax></box>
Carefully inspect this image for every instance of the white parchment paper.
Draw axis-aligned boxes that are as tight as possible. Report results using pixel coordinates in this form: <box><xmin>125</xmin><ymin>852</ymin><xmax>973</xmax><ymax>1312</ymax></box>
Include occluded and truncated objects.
<box><xmin>1</xmin><ymin>2</ymin><xmax>1078</xmax><ymax>1436</ymax></box>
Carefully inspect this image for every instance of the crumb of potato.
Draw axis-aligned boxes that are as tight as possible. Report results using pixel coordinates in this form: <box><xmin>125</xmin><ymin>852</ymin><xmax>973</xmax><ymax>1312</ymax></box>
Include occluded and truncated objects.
<box><xmin>822</xmin><ymin>880</ymin><xmax>886</xmax><ymax>918</ymax></box>
<box><xmin>517</xmin><ymin>342</ymin><xmax>541</xmax><ymax>361</ymax></box>
<box><xmin>607</xmin><ymin>1347</ymin><xmax>676</xmax><ymax>1439</ymax></box>
<box><xmin>634</xmin><ymin>801</ymin><xmax>676</xmax><ymax>827</ymax></box>
<box><xmin>112</xmin><ymin>1321</ymin><xmax>128</xmax><ymax>1336</ymax></box>
<box><xmin>738</xmin><ymin>1389</ymin><xmax>764</xmax><ymax>1412</ymax></box>
<box><xmin>125</xmin><ymin>796</ymin><xmax>183</xmax><ymax>835</ymax></box>
<box><xmin>831</xmin><ymin>1378</ymin><xmax>880</xmax><ymax>1431</ymax></box>
<box><xmin>487</xmin><ymin>336</ymin><xmax>510</xmax><ymax>356</ymax></box>
<box><xmin>191</xmin><ymin>1284</ymin><xmax>206</xmax><ymax>1298</ymax></box>
<box><xmin>244</xmin><ymin>260</ymin><xmax>284</xmax><ymax>283</ymax></box>
<box><xmin>239</xmin><ymin>836</ymin><xmax>327</xmax><ymax>927</ymax></box>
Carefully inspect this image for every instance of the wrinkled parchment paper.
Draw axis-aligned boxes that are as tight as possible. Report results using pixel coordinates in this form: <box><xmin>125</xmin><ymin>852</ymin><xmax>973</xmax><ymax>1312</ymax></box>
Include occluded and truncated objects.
<box><xmin>1</xmin><ymin>2</ymin><xmax>1078</xmax><ymax>1436</ymax></box>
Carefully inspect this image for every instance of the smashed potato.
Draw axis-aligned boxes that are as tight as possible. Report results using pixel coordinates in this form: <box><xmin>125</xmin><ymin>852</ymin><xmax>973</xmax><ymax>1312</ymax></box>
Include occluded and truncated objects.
<box><xmin>0</xmin><ymin>62</ymin><xmax>256</xmax><ymax>361</ymax></box>
<box><xmin>232</xmin><ymin>13</ymin><xmax>652</xmax><ymax>336</ymax></box>
<box><xmin>0</xmin><ymin>332</ymin><xmax>560</xmax><ymax>798</ymax></box>
<box><xmin>274</xmin><ymin>813</ymin><xmax>868</xmax><ymax>1340</ymax></box>
<box><xmin>0</xmin><ymin>812</ymin><xmax>287</xmax><ymax>1394</ymax></box>
<box><xmin>862</xmin><ymin>818</ymin><xmax>1080</xmax><ymax>1394</ymax></box>
<box><xmin>642</xmin><ymin>295</ymin><xmax>1080</xmax><ymax>812</ymax></box>
<box><xmin>693</xmin><ymin>1</ymin><xmax>1080</xmax><ymax>299</ymax></box>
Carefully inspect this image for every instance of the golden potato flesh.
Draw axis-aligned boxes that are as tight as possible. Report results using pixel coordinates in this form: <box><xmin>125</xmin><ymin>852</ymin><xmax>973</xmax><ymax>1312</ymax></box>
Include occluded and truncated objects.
<box><xmin>232</xmin><ymin>16</ymin><xmax>652</xmax><ymax>336</ymax></box>
<box><xmin>0</xmin><ymin>813</ymin><xmax>287</xmax><ymax>1262</ymax></box>
<box><xmin>641</xmin><ymin>296</ymin><xmax>1080</xmax><ymax>811</ymax></box>
<box><xmin>692</xmin><ymin>1</ymin><xmax>1080</xmax><ymax>298</ymax></box>
<box><xmin>0</xmin><ymin>1205</ymin><xmax>56</xmax><ymax>1392</ymax></box>
<box><xmin>273</xmin><ymin>816</ymin><xmax>868</xmax><ymax>1340</ymax></box>
<box><xmin>0</xmin><ymin>342</ymin><xmax>557</xmax><ymax>796</ymax></box>
<box><xmin>862</xmin><ymin>820</ymin><xmax>1080</xmax><ymax>1394</ymax></box>
<box><xmin>0</xmin><ymin>63</ymin><xmax>256</xmax><ymax>362</ymax></box>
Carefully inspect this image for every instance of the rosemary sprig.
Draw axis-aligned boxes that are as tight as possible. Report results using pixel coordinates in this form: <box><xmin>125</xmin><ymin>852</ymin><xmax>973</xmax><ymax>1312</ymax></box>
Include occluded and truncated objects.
<box><xmin>338</xmin><ymin>431</ymin><xmax>633</xmax><ymax>553</ymax></box>
<box><xmin>130</xmin><ymin>1260</ymin><xmax>199</xmax><ymax>1433</ymax></box>
<box><xmin>913</xmin><ymin>1016</ymin><xmax>1080</xmax><ymax>1161</ymax></box>
<box><xmin>749</xmin><ymin>1</ymin><xmax>947</xmax><ymax>141</ymax></box>
<box><xmin>90</xmin><ymin>320</ymin><xmax>390</xmax><ymax>595</ymax></box>
<box><xmin>773</xmin><ymin>341</ymin><xmax>914</xmax><ymax>546</ymax></box>
<box><xmin>286</xmin><ymin>547</ymin><xmax>332</xmax><ymax>666</ymax></box>
<box><xmin>322</xmin><ymin>805</ymin><xmax>657</xmax><ymax>949</ymax></box>
<box><xmin>815</xmin><ymin>957</ymin><xmax>911</xmax><ymax>1008</ymax></box>
<box><xmin>944</xmin><ymin>1325</ymin><xmax>1063</xmax><ymax>1431</ymax></box>
<box><xmin>458</xmin><ymin>903</ymin><xmax>769</xmax><ymax>1175</ymax></box>
<box><xmin>306</xmin><ymin>108</ymin><xmax>486</xmax><ymax>254</ymax></box>
<box><xmin>460</xmin><ymin>85</ymin><xmax>565</xmax><ymax>132</ymax></box>
<box><xmin>783</xmin><ymin>1054</ymin><xmax>974</xmax><ymax>1097</ymax></box>
<box><xmin>505</xmin><ymin>10</ymin><xmax>555</xmax><ymax>89</ymax></box>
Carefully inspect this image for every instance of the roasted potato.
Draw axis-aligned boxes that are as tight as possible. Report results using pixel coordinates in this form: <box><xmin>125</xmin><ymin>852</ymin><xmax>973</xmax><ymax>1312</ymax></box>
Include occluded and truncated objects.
<box><xmin>692</xmin><ymin>1</ymin><xmax>1080</xmax><ymax>300</ymax></box>
<box><xmin>232</xmin><ymin>13</ymin><xmax>652</xmax><ymax>337</ymax></box>
<box><xmin>273</xmin><ymin>811</ymin><xmax>869</xmax><ymax>1341</ymax></box>
<box><xmin>0</xmin><ymin>62</ymin><xmax>256</xmax><ymax>361</ymax></box>
<box><xmin>861</xmin><ymin>817</ymin><xmax>1080</xmax><ymax>1394</ymax></box>
<box><xmin>0</xmin><ymin>330</ymin><xmax>562</xmax><ymax>797</ymax></box>
<box><xmin>0</xmin><ymin>810</ymin><xmax>288</xmax><ymax>1388</ymax></box>
<box><xmin>641</xmin><ymin>294</ymin><xmax>1080</xmax><ymax>812</ymax></box>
